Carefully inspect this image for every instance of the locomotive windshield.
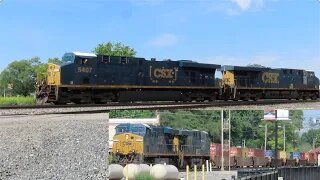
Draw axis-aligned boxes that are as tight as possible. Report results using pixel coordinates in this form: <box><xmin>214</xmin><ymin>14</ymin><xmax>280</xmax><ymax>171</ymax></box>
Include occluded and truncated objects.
<box><xmin>115</xmin><ymin>126</ymin><xmax>129</xmax><ymax>133</ymax></box>
<box><xmin>62</xmin><ymin>53</ymin><xmax>76</xmax><ymax>64</ymax></box>
<box><xmin>115</xmin><ymin>123</ymin><xmax>148</xmax><ymax>136</ymax></box>
<box><xmin>62</xmin><ymin>52</ymin><xmax>97</xmax><ymax>64</ymax></box>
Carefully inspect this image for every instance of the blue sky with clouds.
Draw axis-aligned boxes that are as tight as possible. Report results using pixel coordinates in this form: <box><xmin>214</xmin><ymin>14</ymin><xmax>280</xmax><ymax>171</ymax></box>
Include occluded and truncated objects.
<box><xmin>0</xmin><ymin>0</ymin><xmax>319</xmax><ymax>75</ymax></box>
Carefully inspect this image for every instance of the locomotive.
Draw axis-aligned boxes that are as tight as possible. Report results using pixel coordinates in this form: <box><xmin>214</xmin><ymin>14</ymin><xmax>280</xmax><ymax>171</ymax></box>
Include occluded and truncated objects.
<box><xmin>111</xmin><ymin>123</ymin><xmax>210</xmax><ymax>168</ymax></box>
<box><xmin>111</xmin><ymin>123</ymin><xmax>320</xmax><ymax>168</ymax></box>
<box><xmin>36</xmin><ymin>52</ymin><xmax>319</xmax><ymax>104</ymax></box>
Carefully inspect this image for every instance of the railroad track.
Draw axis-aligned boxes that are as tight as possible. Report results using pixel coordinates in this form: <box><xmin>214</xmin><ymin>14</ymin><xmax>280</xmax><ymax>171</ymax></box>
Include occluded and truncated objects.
<box><xmin>0</xmin><ymin>99</ymin><xmax>318</xmax><ymax>115</ymax></box>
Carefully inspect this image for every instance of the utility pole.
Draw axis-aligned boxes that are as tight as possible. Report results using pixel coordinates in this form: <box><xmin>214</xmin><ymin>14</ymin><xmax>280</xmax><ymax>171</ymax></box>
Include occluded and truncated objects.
<box><xmin>221</xmin><ymin>110</ymin><xmax>224</xmax><ymax>171</ymax></box>
<box><xmin>228</xmin><ymin>110</ymin><xmax>231</xmax><ymax>171</ymax></box>
<box><xmin>283</xmin><ymin>125</ymin><xmax>286</xmax><ymax>151</ymax></box>
<box><xmin>274</xmin><ymin>117</ymin><xmax>279</xmax><ymax>170</ymax></box>
<box><xmin>264</xmin><ymin>124</ymin><xmax>267</xmax><ymax>151</ymax></box>
<box><xmin>313</xmin><ymin>137</ymin><xmax>318</xmax><ymax>149</ymax></box>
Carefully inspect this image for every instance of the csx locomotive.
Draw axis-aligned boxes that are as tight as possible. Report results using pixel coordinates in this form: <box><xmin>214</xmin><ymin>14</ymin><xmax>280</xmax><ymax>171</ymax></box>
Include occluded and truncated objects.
<box><xmin>36</xmin><ymin>52</ymin><xmax>319</xmax><ymax>104</ymax></box>
<box><xmin>111</xmin><ymin>123</ymin><xmax>210</xmax><ymax>168</ymax></box>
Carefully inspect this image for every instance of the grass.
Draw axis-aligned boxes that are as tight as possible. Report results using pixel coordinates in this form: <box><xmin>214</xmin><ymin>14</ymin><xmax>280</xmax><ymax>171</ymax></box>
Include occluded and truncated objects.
<box><xmin>135</xmin><ymin>172</ymin><xmax>154</xmax><ymax>180</ymax></box>
<box><xmin>0</xmin><ymin>96</ymin><xmax>36</xmax><ymax>105</ymax></box>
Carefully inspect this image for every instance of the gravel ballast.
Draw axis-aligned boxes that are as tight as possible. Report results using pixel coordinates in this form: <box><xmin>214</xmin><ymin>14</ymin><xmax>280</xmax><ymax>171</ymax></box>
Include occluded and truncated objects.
<box><xmin>0</xmin><ymin>113</ymin><xmax>109</xmax><ymax>180</ymax></box>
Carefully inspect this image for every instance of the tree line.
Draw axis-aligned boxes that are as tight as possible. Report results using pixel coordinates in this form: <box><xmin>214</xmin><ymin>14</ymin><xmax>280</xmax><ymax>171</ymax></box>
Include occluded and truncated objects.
<box><xmin>0</xmin><ymin>41</ymin><xmax>136</xmax><ymax>96</ymax></box>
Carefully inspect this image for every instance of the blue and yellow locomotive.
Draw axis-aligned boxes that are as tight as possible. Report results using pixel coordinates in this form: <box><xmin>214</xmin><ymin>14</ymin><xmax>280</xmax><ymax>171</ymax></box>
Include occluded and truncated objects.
<box><xmin>111</xmin><ymin>123</ymin><xmax>210</xmax><ymax>168</ymax></box>
<box><xmin>36</xmin><ymin>52</ymin><xmax>319</xmax><ymax>104</ymax></box>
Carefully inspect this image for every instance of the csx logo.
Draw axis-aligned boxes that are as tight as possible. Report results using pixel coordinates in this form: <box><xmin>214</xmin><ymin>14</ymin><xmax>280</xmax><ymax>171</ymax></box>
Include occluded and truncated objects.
<box><xmin>262</xmin><ymin>72</ymin><xmax>279</xmax><ymax>84</ymax></box>
<box><xmin>153</xmin><ymin>68</ymin><xmax>174</xmax><ymax>79</ymax></box>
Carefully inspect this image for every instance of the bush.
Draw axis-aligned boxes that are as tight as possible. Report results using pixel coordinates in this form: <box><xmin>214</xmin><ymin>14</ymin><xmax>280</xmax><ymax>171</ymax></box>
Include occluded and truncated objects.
<box><xmin>0</xmin><ymin>96</ymin><xmax>36</xmax><ymax>105</ymax></box>
<box><xmin>135</xmin><ymin>172</ymin><xmax>154</xmax><ymax>180</ymax></box>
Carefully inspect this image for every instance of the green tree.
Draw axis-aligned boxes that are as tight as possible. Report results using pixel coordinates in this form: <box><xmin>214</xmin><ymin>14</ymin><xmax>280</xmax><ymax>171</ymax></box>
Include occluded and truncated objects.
<box><xmin>266</xmin><ymin>110</ymin><xmax>304</xmax><ymax>151</ymax></box>
<box><xmin>35</xmin><ymin>57</ymin><xmax>62</xmax><ymax>82</ymax></box>
<box><xmin>0</xmin><ymin>57</ymin><xmax>41</xmax><ymax>96</ymax></box>
<box><xmin>93</xmin><ymin>41</ymin><xmax>136</xmax><ymax>57</ymax></box>
<box><xmin>109</xmin><ymin>110</ymin><xmax>155</xmax><ymax>118</ymax></box>
<box><xmin>301</xmin><ymin>128</ymin><xmax>320</xmax><ymax>148</ymax></box>
<box><xmin>48</xmin><ymin>57</ymin><xmax>62</xmax><ymax>65</ymax></box>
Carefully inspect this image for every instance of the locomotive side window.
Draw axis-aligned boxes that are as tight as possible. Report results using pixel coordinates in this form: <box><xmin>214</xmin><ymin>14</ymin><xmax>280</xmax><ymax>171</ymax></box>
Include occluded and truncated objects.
<box><xmin>81</xmin><ymin>58</ymin><xmax>88</xmax><ymax>65</ymax></box>
<box><xmin>101</xmin><ymin>56</ymin><xmax>110</xmax><ymax>63</ymax></box>
<box><xmin>121</xmin><ymin>57</ymin><xmax>127</xmax><ymax>64</ymax></box>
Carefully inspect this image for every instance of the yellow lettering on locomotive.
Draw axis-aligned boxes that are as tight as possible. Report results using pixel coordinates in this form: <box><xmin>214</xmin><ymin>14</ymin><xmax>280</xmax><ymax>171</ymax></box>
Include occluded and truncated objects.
<box><xmin>78</xmin><ymin>67</ymin><xmax>93</xmax><ymax>73</ymax></box>
<box><xmin>262</xmin><ymin>72</ymin><xmax>279</xmax><ymax>84</ymax></box>
<box><xmin>153</xmin><ymin>68</ymin><xmax>174</xmax><ymax>79</ymax></box>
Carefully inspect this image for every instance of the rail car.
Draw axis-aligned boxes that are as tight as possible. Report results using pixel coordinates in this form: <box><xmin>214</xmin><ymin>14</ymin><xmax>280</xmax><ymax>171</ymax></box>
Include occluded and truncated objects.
<box><xmin>111</xmin><ymin>123</ymin><xmax>210</xmax><ymax>168</ymax></box>
<box><xmin>36</xmin><ymin>52</ymin><xmax>319</xmax><ymax>104</ymax></box>
<box><xmin>210</xmin><ymin>144</ymin><xmax>320</xmax><ymax>168</ymax></box>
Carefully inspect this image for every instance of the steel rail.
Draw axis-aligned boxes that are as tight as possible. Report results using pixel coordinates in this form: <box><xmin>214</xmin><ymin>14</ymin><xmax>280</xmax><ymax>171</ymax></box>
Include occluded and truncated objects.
<box><xmin>0</xmin><ymin>99</ymin><xmax>318</xmax><ymax>110</ymax></box>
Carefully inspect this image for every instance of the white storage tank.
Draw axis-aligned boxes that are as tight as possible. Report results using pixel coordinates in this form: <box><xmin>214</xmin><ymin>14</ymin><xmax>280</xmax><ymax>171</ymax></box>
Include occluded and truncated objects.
<box><xmin>123</xmin><ymin>164</ymin><xmax>141</xmax><ymax>180</ymax></box>
<box><xmin>165</xmin><ymin>165</ymin><xmax>179</xmax><ymax>179</ymax></box>
<box><xmin>139</xmin><ymin>164</ymin><xmax>151</xmax><ymax>174</ymax></box>
<box><xmin>150</xmin><ymin>164</ymin><xmax>167</xmax><ymax>180</ymax></box>
<box><xmin>108</xmin><ymin>164</ymin><xmax>124</xmax><ymax>180</ymax></box>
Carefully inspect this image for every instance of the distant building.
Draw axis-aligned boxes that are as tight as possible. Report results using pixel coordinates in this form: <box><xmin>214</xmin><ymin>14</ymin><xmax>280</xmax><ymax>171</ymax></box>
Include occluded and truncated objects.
<box><xmin>108</xmin><ymin>113</ymin><xmax>160</xmax><ymax>151</ymax></box>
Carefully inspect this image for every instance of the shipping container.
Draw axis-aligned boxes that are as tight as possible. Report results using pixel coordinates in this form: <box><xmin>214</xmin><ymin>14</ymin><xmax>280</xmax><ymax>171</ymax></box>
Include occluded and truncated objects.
<box><xmin>278</xmin><ymin>151</ymin><xmax>287</xmax><ymax>159</ymax></box>
<box><xmin>264</xmin><ymin>150</ymin><xmax>275</xmax><ymax>158</ymax></box>
<box><xmin>290</xmin><ymin>152</ymin><xmax>301</xmax><ymax>159</ymax></box>
<box><xmin>301</xmin><ymin>152</ymin><xmax>309</xmax><ymax>160</ymax></box>
<box><xmin>210</xmin><ymin>143</ymin><xmax>222</xmax><ymax>157</ymax></box>
<box><xmin>248</xmin><ymin>148</ymin><xmax>255</xmax><ymax>157</ymax></box>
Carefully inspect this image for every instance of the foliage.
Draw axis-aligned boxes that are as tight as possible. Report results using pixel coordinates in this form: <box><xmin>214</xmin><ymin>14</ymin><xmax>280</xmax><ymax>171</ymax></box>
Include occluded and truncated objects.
<box><xmin>93</xmin><ymin>41</ymin><xmax>136</xmax><ymax>57</ymax></box>
<box><xmin>247</xmin><ymin>64</ymin><xmax>267</xmax><ymax>68</ymax></box>
<box><xmin>135</xmin><ymin>172</ymin><xmax>154</xmax><ymax>180</ymax></box>
<box><xmin>0</xmin><ymin>57</ymin><xmax>41</xmax><ymax>96</ymax></box>
<box><xmin>266</xmin><ymin>110</ymin><xmax>303</xmax><ymax>152</ymax></box>
<box><xmin>161</xmin><ymin>110</ymin><xmax>221</xmax><ymax>142</ymax></box>
<box><xmin>109</xmin><ymin>110</ymin><xmax>155</xmax><ymax>118</ymax></box>
<box><xmin>301</xmin><ymin>128</ymin><xmax>320</xmax><ymax>148</ymax></box>
<box><xmin>0</xmin><ymin>96</ymin><xmax>35</xmax><ymax>105</ymax></box>
<box><xmin>48</xmin><ymin>57</ymin><xmax>62</xmax><ymax>65</ymax></box>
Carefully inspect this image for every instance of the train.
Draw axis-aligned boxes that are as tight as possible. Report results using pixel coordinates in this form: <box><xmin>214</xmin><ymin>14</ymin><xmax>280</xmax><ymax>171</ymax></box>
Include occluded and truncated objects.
<box><xmin>36</xmin><ymin>52</ymin><xmax>319</xmax><ymax>104</ymax></box>
<box><xmin>110</xmin><ymin>123</ymin><xmax>320</xmax><ymax>168</ymax></box>
<box><xmin>111</xmin><ymin>123</ymin><xmax>210</xmax><ymax>168</ymax></box>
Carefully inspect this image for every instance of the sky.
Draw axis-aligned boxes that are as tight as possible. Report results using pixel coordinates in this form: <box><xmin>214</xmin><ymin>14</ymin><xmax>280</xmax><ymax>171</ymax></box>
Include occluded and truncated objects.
<box><xmin>0</xmin><ymin>0</ymin><xmax>319</xmax><ymax>75</ymax></box>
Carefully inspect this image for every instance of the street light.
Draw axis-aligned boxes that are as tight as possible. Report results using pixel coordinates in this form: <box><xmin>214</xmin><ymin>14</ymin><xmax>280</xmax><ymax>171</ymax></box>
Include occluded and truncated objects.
<box><xmin>259</xmin><ymin>124</ymin><xmax>268</xmax><ymax>151</ymax></box>
<box><xmin>277</xmin><ymin>125</ymin><xmax>286</xmax><ymax>151</ymax></box>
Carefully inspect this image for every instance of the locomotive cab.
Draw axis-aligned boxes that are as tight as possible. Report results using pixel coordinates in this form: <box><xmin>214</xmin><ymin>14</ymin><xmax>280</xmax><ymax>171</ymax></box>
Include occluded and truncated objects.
<box><xmin>112</xmin><ymin>123</ymin><xmax>147</xmax><ymax>163</ymax></box>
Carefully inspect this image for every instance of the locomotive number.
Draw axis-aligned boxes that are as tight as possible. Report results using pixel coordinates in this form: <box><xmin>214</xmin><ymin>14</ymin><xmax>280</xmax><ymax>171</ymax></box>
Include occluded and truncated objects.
<box><xmin>262</xmin><ymin>72</ymin><xmax>279</xmax><ymax>84</ymax></box>
<box><xmin>153</xmin><ymin>68</ymin><xmax>174</xmax><ymax>79</ymax></box>
<box><xmin>78</xmin><ymin>67</ymin><xmax>92</xmax><ymax>73</ymax></box>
